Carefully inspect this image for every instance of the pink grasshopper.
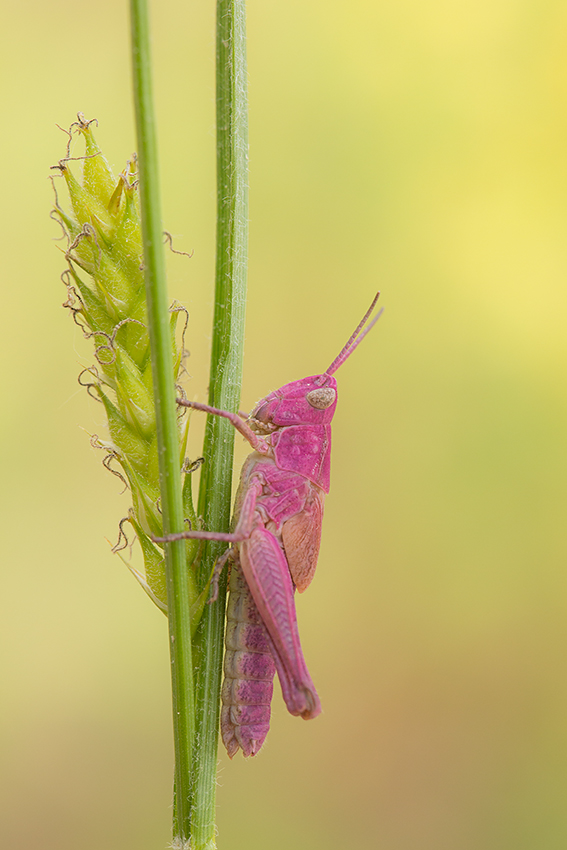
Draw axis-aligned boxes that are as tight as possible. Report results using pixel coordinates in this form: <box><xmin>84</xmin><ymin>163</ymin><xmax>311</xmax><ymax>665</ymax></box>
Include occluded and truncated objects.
<box><xmin>160</xmin><ymin>293</ymin><xmax>382</xmax><ymax>757</ymax></box>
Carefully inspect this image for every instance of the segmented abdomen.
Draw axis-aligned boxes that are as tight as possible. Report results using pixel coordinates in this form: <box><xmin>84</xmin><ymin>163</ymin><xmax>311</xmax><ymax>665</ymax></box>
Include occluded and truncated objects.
<box><xmin>221</xmin><ymin>560</ymin><xmax>276</xmax><ymax>758</ymax></box>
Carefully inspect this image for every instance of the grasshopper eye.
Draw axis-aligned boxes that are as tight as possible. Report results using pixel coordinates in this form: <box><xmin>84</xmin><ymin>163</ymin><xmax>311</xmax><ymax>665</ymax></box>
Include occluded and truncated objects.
<box><xmin>306</xmin><ymin>388</ymin><xmax>336</xmax><ymax>409</ymax></box>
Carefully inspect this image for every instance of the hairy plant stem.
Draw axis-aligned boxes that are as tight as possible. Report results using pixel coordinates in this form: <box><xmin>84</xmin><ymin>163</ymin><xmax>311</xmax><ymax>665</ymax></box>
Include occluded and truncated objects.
<box><xmin>190</xmin><ymin>0</ymin><xmax>249</xmax><ymax>847</ymax></box>
<box><xmin>130</xmin><ymin>0</ymin><xmax>195</xmax><ymax>843</ymax></box>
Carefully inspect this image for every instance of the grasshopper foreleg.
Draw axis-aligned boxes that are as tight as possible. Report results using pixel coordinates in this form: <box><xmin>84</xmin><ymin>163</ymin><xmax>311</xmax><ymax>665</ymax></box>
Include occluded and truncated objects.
<box><xmin>176</xmin><ymin>398</ymin><xmax>271</xmax><ymax>454</ymax></box>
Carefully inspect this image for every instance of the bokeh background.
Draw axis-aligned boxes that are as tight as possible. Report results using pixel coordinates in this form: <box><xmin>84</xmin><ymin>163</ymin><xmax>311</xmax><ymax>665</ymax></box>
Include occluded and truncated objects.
<box><xmin>2</xmin><ymin>1</ymin><xmax>567</xmax><ymax>848</ymax></box>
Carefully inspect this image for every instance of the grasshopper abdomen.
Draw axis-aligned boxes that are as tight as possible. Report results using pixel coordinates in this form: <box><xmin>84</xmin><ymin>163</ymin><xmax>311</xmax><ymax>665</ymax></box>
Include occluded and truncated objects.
<box><xmin>221</xmin><ymin>562</ymin><xmax>276</xmax><ymax>758</ymax></box>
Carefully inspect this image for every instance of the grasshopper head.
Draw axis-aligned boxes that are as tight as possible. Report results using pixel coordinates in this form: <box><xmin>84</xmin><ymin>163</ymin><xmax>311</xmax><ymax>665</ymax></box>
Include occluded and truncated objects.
<box><xmin>250</xmin><ymin>373</ymin><xmax>338</xmax><ymax>428</ymax></box>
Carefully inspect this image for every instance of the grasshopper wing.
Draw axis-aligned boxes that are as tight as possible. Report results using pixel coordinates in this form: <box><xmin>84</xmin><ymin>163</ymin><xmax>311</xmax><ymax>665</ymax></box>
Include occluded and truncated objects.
<box><xmin>281</xmin><ymin>485</ymin><xmax>325</xmax><ymax>592</ymax></box>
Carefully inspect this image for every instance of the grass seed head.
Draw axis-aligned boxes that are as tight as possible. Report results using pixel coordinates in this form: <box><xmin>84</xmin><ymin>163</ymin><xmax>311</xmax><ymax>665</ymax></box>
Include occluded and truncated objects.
<box><xmin>53</xmin><ymin>116</ymin><xmax>197</xmax><ymax>614</ymax></box>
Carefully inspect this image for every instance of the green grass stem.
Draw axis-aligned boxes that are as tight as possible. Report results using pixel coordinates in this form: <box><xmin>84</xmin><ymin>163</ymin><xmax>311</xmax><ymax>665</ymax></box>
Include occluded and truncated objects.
<box><xmin>190</xmin><ymin>0</ymin><xmax>249</xmax><ymax>847</ymax></box>
<box><xmin>130</xmin><ymin>1</ymin><xmax>195</xmax><ymax>844</ymax></box>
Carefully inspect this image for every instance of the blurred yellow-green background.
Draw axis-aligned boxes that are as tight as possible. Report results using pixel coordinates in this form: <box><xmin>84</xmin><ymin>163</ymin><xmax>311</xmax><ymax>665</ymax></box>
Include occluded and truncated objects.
<box><xmin>2</xmin><ymin>1</ymin><xmax>567</xmax><ymax>847</ymax></box>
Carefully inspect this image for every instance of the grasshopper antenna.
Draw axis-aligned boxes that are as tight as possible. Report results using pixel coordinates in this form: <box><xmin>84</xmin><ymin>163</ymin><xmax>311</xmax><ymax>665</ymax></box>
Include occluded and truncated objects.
<box><xmin>326</xmin><ymin>291</ymin><xmax>383</xmax><ymax>375</ymax></box>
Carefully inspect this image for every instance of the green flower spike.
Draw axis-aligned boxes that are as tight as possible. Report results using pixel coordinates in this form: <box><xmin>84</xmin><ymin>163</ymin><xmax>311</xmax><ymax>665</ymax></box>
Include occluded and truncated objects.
<box><xmin>53</xmin><ymin>115</ymin><xmax>201</xmax><ymax>619</ymax></box>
